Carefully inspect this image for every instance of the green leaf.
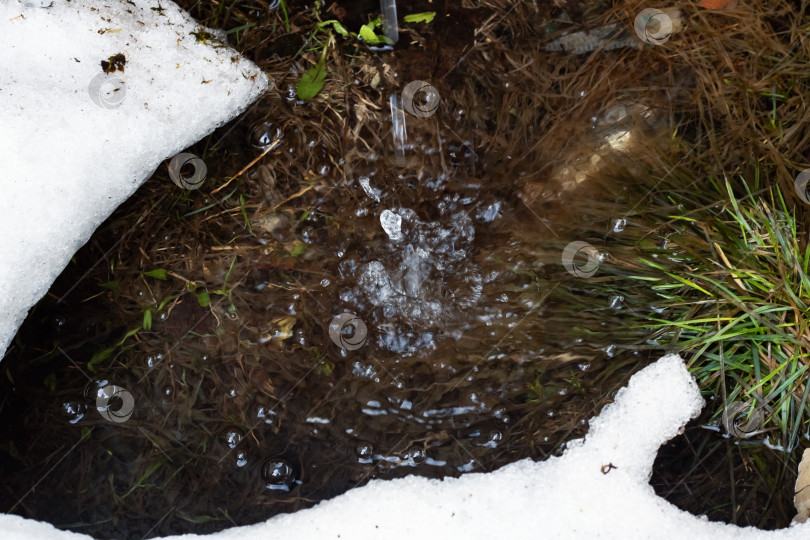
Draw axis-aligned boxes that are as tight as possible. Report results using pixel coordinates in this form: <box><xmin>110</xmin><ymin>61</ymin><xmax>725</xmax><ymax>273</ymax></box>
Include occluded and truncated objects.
<box><xmin>358</xmin><ymin>19</ymin><xmax>392</xmax><ymax>45</ymax></box>
<box><xmin>359</xmin><ymin>22</ymin><xmax>382</xmax><ymax>44</ymax></box>
<box><xmin>240</xmin><ymin>194</ymin><xmax>253</xmax><ymax>235</ymax></box>
<box><xmin>157</xmin><ymin>295</ymin><xmax>173</xmax><ymax>311</ymax></box>
<box><xmin>121</xmin><ymin>460</ymin><xmax>164</xmax><ymax>500</ymax></box>
<box><xmin>318</xmin><ymin>19</ymin><xmax>349</xmax><ymax>38</ymax></box>
<box><xmin>117</xmin><ymin>327</ymin><xmax>140</xmax><ymax>345</ymax></box>
<box><xmin>8</xmin><ymin>440</ymin><xmax>22</xmax><ymax>461</ymax></box>
<box><xmin>87</xmin><ymin>327</ymin><xmax>140</xmax><ymax>373</ymax></box>
<box><xmin>144</xmin><ymin>269</ymin><xmax>168</xmax><ymax>280</ymax></box>
<box><xmin>297</xmin><ymin>58</ymin><xmax>328</xmax><ymax>100</ymax></box>
<box><xmin>88</xmin><ymin>347</ymin><xmax>114</xmax><ymax>373</ymax></box>
<box><xmin>100</xmin><ymin>280</ymin><xmax>119</xmax><ymax>291</ymax></box>
<box><xmin>288</xmin><ymin>242</ymin><xmax>307</xmax><ymax>258</ymax></box>
<box><xmin>197</xmin><ymin>291</ymin><xmax>211</xmax><ymax>307</ymax></box>
<box><xmin>43</xmin><ymin>372</ymin><xmax>57</xmax><ymax>392</ymax></box>
<box><xmin>143</xmin><ymin>309</ymin><xmax>152</xmax><ymax>331</ymax></box>
<box><xmin>403</xmin><ymin>12</ymin><xmax>436</xmax><ymax>23</ymax></box>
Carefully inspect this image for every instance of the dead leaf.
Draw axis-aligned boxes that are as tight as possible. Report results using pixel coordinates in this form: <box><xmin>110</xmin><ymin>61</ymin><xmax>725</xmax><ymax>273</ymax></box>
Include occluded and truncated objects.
<box><xmin>699</xmin><ymin>0</ymin><xmax>737</xmax><ymax>9</ymax></box>
<box><xmin>794</xmin><ymin>448</ymin><xmax>810</xmax><ymax>522</ymax></box>
<box><xmin>272</xmin><ymin>316</ymin><xmax>297</xmax><ymax>343</ymax></box>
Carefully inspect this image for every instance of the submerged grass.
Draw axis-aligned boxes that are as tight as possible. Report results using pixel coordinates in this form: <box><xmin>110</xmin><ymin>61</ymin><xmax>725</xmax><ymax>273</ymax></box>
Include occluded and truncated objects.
<box><xmin>6</xmin><ymin>0</ymin><xmax>810</xmax><ymax>535</ymax></box>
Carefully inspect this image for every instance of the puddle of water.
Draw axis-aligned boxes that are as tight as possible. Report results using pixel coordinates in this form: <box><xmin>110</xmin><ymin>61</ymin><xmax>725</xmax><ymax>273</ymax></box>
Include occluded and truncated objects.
<box><xmin>1</xmin><ymin>0</ymin><xmax>805</xmax><ymax>537</ymax></box>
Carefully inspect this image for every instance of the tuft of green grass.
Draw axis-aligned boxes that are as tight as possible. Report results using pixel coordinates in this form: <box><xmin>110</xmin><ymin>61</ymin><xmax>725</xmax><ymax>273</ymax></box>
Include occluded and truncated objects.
<box><xmin>640</xmin><ymin>176</ymin><xmax>810</xmax><ymax>449</ymax></box>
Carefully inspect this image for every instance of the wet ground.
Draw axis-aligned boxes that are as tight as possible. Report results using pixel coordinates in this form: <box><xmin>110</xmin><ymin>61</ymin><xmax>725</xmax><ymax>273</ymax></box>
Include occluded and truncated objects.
<box><xmin>0</xmin><ymin>103</ymin><xmax>632</xmax><ymax>538</ymax></box>
<box><xmin>0</xmin><ymin>0</ymin><xmax>804</xmax><ymax>537</ymax></box>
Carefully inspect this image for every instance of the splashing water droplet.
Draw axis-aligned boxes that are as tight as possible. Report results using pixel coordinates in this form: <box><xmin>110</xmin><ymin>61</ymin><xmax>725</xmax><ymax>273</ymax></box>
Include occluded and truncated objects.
<box><xmin>612</xmin><ymin>218</ymin><xmax>627</xmax><ymax>232</ymax></box>
<box><xmin>359</xmin><ymin>176</ymin><xmax>380</xmax><ymax>202</ymax></box>
<box><xmin>380</xmin><ymin>209</ymin><xmax>402</xmax><ymax>240</ymax></box>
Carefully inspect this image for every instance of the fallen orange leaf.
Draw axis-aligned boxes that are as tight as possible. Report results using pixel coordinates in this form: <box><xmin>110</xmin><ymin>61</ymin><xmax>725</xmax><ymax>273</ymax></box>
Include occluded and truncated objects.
<box><xmin>699</xmin><ymin>0</ymin><xmax>737</xmax><ymax>9</ymax></box>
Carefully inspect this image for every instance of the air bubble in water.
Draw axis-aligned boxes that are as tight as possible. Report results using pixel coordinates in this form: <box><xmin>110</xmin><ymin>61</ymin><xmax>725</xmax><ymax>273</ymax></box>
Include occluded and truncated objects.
<box><xmin>249</xmin><ymin>121</ymin><xmax>283</xmax><ymax>151</ymax></box>
<box><xmin>261</xmin><ymin>458</ymin><xmax>297</xmax><ymax>491</ymax></box>
<box><xmin>220</xmin><ymin>429</ymin><xmax>243</xmax><ymax>449</ymax></box>
<box><xmin>61</xmin><ymin>401</ymin><xmax>86</xmax><ymax>424</ymax></box>
<box><xmin>356</xmin><ymin>442</ymin><xmax>374</xmax><ymax>462</ymax></box>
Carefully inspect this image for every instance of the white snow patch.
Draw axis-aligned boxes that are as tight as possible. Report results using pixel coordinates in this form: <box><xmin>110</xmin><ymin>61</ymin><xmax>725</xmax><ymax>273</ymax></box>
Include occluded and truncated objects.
<box><xmin>4</xmin><ymin>355</ymin><xmax>810</xmax><ymax>539</ymax></box>
<box><xmin>0</xmin><ymin>0</ymin><xmax>269</xmax><ymax>359</ymax></box>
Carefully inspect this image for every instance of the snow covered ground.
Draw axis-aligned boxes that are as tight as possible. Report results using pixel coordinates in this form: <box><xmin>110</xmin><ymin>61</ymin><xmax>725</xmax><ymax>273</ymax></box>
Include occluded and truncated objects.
<box><xmin>1</xmin><ymin>1</ymin><xmax>809</xmax><ymax>539</ymax></box>
<box><xmin>0</xmin><ymin>0</ymin><xmax>268</xmax><ymax>359</ymax></box>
